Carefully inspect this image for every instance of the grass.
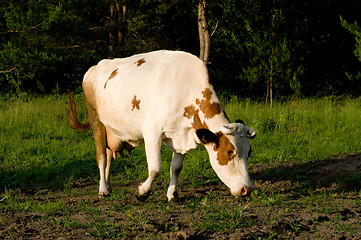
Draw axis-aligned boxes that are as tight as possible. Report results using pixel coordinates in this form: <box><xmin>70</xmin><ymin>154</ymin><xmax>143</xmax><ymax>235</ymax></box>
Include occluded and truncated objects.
<box><xmin>1</xmin><ymin>94</ymin><xmax>360</xmax><ymax>189</ymax></box>
<box><xmin>224</xmin><ymin>96</ymin><xmax>361</xmax><ymax>163</ymax></box>
<box><xmin>0</xmin><ymin>93</ymin><xmax>360</xmax><ymax>191</ymax></box>
<box><xmin>0</xmin><ymin>94</ymin><xmax>361</xmax><ymax>239</ymax></box>
<box><xmin>0</xmin><ymin>94</ymin><xmax>96</xmax><ymax>189</ymax></box>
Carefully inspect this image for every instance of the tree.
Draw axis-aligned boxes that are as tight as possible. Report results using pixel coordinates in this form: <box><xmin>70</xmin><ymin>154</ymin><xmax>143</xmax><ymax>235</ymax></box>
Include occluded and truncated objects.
<box><xmin>108</xmin><ymin>0</ymin><xmax>127</xmax><ymax>57</ymax></box>
<box><xmin>1</xmin><ymin>0</ymin><xmax>361</xmax><ymax>97</ymax></box>
<box><xmin>198</xmin><ymin>0</ymin><xmax>210</xmax><ymax>64</ymax></box>
<box><xmin>242</xmin><ymin>5</ymin><xmax>303</xmax><ymax>106</ymax></box>
<box><xmin>0</xmin><ymin>0</ymin><xmax>108</xmax><ymax>93</ymax></box>
<box><xmin>340</xmin><ymin>16</ymin><xmax>361</xmax><ymax>93</ymax></box>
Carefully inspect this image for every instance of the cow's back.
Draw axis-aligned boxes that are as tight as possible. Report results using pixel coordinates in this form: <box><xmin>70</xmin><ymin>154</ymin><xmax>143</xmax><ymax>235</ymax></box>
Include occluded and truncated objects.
<box><xmin>85</xmin><ymin>50</ymin><xmax>213</xmax><ymax>142</ymax></box>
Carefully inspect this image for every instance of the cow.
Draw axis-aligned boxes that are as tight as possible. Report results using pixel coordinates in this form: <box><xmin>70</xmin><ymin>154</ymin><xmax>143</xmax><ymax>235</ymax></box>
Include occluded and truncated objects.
<box><xmin>67</xmin><ymin>50</ymin><xmax>256</xmax><ymax>201</ymax></box>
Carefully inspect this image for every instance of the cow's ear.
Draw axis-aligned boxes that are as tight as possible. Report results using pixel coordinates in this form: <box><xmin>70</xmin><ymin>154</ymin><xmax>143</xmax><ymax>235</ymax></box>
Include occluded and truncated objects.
<box><xmin>196</xmin><ymin>129</ymin><xmax>219</xmax><ymax>145</ymax></box>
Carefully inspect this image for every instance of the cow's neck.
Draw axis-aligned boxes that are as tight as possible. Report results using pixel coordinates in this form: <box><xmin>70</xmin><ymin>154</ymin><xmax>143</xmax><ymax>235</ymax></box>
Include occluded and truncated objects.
<box><xmin>204</xmin><ymin>113</ymin><xmax>230</xmax><ymax>133</ymax></box>
<box><xmin>183</xmin><ymin>86</ymin><xmax>230</xmax><ymax>134</ymax></box>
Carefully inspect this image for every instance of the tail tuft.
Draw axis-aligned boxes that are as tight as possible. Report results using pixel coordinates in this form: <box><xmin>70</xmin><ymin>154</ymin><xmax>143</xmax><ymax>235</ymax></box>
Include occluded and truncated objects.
<box><xmin>67</xmin><ymin>90</ymin><xmax>90</xmax><ymax>132</ymax></box>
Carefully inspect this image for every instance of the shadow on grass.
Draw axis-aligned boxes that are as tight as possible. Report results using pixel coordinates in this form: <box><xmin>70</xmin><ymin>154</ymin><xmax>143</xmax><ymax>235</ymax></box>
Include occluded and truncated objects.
<box><xmin>0</xmin><ymin>150</ymin><xmax>147</xmax><ymax>195</ymax></box>
<box><xmin>0</xmin><ymin>159</ymin><xmax>98</xmax><ymax>194</ymax></box>
<box><xmin>1</xmin><ymin>152</ymin><xmax>360</xmax><ymax>198</ymax></box>
<box><xmin>250</xmin><ymin>152</ymin><xmax>361</xmax><ymax>194</ymax></box>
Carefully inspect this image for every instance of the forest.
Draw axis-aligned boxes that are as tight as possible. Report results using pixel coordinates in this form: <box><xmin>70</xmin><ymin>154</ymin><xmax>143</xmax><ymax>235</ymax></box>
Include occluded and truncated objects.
<box><xmin>1</xmin><ymin>0</ymin><xmax>361</xmax><ymax>100</ymax></box>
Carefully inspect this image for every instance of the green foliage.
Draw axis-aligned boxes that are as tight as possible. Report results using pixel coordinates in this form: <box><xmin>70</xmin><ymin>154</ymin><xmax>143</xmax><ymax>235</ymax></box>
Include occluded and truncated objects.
<box><xmin>1</xmin><ymin>0</ymin><xmax>361</xmax><ymax>97</ymax></box>
<box><xmin>207</xmin><ymin>0</ymin><xmax>263</xmax><ymax>93</ymax></box>
<box><xmin>241</xmin><ymin>7</ymin><xmax>303</xmax><ymax>101</ymax></box>
<box><xmin>340</xmin><ymin>16</ymin><xmax>361</xmax><ymax>93</ymax></box>
<box><xmin>340</xmin><ymin>16</ymin><xmax>361</xmax><ymax>63</ymax></box>
<box><xmin>0</xmin><ymin>0</ymin><xmax>106</xmax><ymax>93</ymax></box>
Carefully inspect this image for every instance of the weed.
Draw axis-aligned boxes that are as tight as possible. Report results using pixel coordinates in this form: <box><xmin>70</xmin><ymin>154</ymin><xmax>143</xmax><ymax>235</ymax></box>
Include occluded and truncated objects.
<box><xmin>332</xmin><ymin>214</ymin><xmax>356</xmax><ymax>234</ymax></box>
<box><xmin>289</xmin><ymin>221</ymin><xmax>302</xmax><ymax>234</ymax></box>
<box><xmin>86</xmin><ymin>221</ymin><xmax>127</xmax><ymax>239</ymax></box>
<box><xmin>194</xmin><ymin>198</ymin><xmax>255</xmax><ymax>232</ymax></box>
<box><xmin>127</xmin><ymin>210</ymin><xmax>152</xmax><ymax>231</ymax></box>
<box><xmin>251</xmin><ymin>189</ymin><xmax>286</xmax><ymax>206</ymax></box>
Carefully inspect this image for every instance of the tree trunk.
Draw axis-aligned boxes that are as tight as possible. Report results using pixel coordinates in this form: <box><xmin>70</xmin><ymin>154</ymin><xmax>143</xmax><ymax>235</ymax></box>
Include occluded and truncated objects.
<box><xmin>269</xmin><ymin>11</ymin><xmax>276</xmax><ymax>108</ymax></box>
<box><xmin>265</xmin><ymin>79</ymin><xmax>269</xmax><ymax>106</ymax></box>
<box><xmin>198</xmin><ymin>0</ymin><xmax>210</xmax><ymax>64</ymax></box>
<box><xmin>109</xmin><ymin>0</ymin><xmax>127</xmax><ymax>58</ymax></box>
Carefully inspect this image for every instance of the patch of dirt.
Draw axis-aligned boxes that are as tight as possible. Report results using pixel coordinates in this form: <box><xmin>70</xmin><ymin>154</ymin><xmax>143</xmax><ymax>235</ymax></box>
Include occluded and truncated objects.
<box><xmin>1</xmin><ymin>152</ymin><xmax>361</xmax><ymax>239</ymax></box>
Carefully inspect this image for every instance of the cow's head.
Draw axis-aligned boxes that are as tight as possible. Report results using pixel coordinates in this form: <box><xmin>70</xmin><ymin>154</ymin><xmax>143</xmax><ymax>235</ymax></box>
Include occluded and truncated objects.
<box><xmin>195</xmin><ymin>121</ymin><xmax>256</xmax><ymax>196</ymax></box>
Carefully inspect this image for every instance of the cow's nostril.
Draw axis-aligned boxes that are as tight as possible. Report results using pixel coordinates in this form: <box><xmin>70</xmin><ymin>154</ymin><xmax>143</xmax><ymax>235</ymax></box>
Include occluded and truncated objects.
<box><xmin>241</xmin><ymin>186</ymin><xmax>252</xmax><ymax>196</ymax></box>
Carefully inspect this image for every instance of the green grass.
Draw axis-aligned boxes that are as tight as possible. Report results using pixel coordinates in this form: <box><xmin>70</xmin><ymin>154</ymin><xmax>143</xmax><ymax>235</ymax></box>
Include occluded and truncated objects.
<box><xmin>0</xmin><ymin>94</ymin><xmax>361</xmax><ymax>239</ymax></box>
<box><xmin>0</xmin><ymin>94</ymin><xmax>360</xmax><ymax>189</ymax></box>
<box><xmin>0</xmin><ymin>94</ymin><xmax>96</xmax><ymax>189</ymax></box>
<box><xmin>224</xmin><ymin>96</ymin><xmax>361</xmax><ymax>163</ymax></box>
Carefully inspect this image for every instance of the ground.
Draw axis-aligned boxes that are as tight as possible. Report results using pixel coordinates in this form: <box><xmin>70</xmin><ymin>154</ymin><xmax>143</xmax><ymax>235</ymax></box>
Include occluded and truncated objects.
<box><xmin>1</xmin><ymin>153</ymin><xmax>360</xmax><ymax>239</ymax></box>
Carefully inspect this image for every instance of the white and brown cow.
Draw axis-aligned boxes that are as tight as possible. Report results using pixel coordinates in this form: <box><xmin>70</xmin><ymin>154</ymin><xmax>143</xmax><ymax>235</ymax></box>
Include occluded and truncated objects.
<box><xmin>68</xmin><ymin>50</ymin><xmax>256</xmax><ymax>201</ymax></box>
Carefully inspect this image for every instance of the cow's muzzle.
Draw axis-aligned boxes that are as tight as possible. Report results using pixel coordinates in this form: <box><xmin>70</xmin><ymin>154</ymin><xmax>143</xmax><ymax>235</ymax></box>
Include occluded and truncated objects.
<box><xmin>231</xmin><ymin>186</ymin><xmax>253</xmax><ymax>196</ymax></box>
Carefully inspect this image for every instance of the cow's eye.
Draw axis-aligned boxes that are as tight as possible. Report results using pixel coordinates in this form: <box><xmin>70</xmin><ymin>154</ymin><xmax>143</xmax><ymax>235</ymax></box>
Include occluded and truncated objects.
<box><xmin>227</xmin><ymin>150</ymin><xmax>234</xmax><ymax>156</ymax></box>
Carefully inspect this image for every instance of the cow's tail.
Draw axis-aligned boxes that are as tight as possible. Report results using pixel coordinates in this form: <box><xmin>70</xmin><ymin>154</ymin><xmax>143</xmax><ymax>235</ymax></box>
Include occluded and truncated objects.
<box><xmin>67</xmin><ymin>90</ymin><xmax>91</xmax><ymax>132</ymax></box>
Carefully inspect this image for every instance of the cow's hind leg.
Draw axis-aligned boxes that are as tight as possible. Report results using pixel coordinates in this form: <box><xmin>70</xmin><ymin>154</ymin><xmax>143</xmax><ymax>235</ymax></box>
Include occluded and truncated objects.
<box><xmin>167</xmin><ymin>152</ymin><xmax>184</xmax><ymax>201</ymax></box>
<box><xmin>105</xmin><ymin>148</ymin><xmax>113</xmax><ymax>192</ymax></box>
<box><xmin>86</xmin><ymin>103</ymin><xmax>110</xmax><ymax>196</ymax></box>
<box><xmin>82</xmin><ymin>69</ymin><xmax>111</xmax><ymax>197</ymax></box>
<box><xmin>93</xmin><ymin>125</ymin><xmax>110</xmax><ymax>196</ymax></box>
<box><xmin>137</xmin><ymin>127</ymin><xmax>162</xmax><ymax>201</ymax></box>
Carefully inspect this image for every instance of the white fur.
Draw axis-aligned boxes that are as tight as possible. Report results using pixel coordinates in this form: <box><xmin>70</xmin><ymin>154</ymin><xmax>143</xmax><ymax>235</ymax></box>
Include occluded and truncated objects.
<box><xmin>82</xmin><ymin>50</ymin><xmax>255</xmax><ymax>200</ymax></box>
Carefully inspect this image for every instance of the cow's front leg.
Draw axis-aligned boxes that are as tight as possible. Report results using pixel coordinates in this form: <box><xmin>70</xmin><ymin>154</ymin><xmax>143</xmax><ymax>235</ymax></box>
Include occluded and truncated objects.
<box><xmin>138</xmin><ymin>132</ymin><xmax>162</xmax><ymax>199</ymax></box>
<box><xmin>167</xmin><ymin>152</ymin><xmax>184</xmax><ymax>201</ymax></box>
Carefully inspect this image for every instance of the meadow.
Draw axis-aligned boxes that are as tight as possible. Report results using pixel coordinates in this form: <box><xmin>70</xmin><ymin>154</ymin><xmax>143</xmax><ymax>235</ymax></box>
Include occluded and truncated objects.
<box><xmin>0</xmin><ymin>94</ymin><xmax>361</xmax><ymax>239</ymax></box>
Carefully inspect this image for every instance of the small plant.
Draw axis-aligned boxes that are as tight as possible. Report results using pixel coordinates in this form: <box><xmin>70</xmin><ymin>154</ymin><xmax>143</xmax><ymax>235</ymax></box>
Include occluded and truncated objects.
<box><xmin>289</xmin><ymin>221</ymin><xmax>302</xmax><ymax>234</ymax></box>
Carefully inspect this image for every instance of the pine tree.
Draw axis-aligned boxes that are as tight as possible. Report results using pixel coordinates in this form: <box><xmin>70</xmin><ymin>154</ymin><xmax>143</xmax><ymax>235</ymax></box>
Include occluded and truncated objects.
<box><xmin>340</xmin><ymin>16</ymin><xmax>361</xmax><ymax>92</ymax></box>
<box><xmin>242</xmin><ymin>4</ymin><xmax>303</xmax><ymax>106</ymax></box>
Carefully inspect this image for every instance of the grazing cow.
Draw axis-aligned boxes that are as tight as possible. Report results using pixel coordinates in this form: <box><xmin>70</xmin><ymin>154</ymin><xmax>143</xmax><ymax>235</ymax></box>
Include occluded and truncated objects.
<box><xmin>68</xmin><ymin>50</ymin><xmax>256</xmax><ymax>201</ymax></box>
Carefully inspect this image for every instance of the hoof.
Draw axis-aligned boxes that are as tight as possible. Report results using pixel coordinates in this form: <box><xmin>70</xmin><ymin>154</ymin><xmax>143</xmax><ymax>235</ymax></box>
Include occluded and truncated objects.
<box><xmin>98</xmin><ymin>192</ymin><xmax>110</xmax><ymax>199</ymax></box>
<box><xmin>168</xmin><ymin>191</ymin><xmax>181</xmax><ymax>205</ymax></box>
<box><xmin>136</xmin><ymin>192</ymin><xmax>150</xmax><ymax>202</ymax></box>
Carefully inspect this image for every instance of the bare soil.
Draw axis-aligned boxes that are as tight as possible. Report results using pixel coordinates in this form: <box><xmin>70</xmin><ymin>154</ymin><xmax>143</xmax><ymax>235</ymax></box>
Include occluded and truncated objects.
<box><xmin>1</xmin><ymin>153</ymin><xmax>361</xmax><ymax>239</ymax></box>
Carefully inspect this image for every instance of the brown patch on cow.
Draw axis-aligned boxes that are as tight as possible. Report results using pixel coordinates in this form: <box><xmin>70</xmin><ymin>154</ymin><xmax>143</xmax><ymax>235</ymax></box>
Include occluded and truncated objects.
<box><xmin>213</xmin><ymin>132</ymin><xmax>235</xmax><ymax>166</ymax></box>
<box><xmin>183</xmin><ymin>105</ymin><xmax>208</xmax><ymax>130</ymax></box>
<box><xmin>183</xmin><ymin>105</ymin><xmax>196</xmax><ymax>119</ymax></box>
<box><xmin>192</xmin><ymin>110</ymin><xmax>209</xmax><ymax>129</ymax></box>
<box><xmin>183</xmin><ymin>88</ymin><xmax>223</xmax><ymax>130</ymax></box>
<box><xmin>109</xmin><ymin>68</ymin><xmax>119</xmax><ymax>79</ymax></box>
<box><xmin>198</xmin><ymin>88</ymin><xmax>222</xmax><ymax>119</ymax></box>
<box><xmin>104</xmin><ymin>68</ymin><xmax>118</xmax><ymax>88</ymax></box>
<box><xmin>134</xmin><ymin>58</ymin><xmax>146</xmax><ymax>67</ymax></box>
<box><xmin>131</xmin><ymin>96</ymin><xmax>141</xmax><ymax>111</ymax></box>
